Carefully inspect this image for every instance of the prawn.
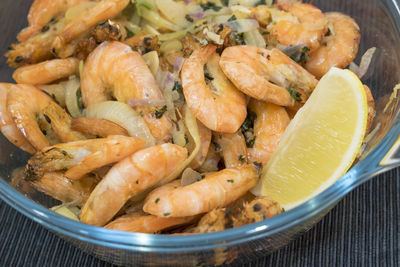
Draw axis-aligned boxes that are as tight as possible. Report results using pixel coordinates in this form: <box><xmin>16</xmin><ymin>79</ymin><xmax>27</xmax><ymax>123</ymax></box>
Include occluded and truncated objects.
<box><xmin>247</xmin><ymin>100</ymin><xmax>290</xmax><ymax>166</ymax></box>
<box><xmin>17</xmin><ymin>0</ymin><xmax>92</xmax><ymax>42</ymax></box>
<box><xmin>187</xmin><ymin>196</ymin><xmax>281</xmax><ymax>233</ymax></box>
<box><xmin>364</xmin><ymin>85</ymin><xmax>375</xmax><ymax>133</ymax></box>
<box><xmin>71</xmin><ymin>117</ymin><xmax>129</xmax><ymax>137</ymax></box>
<box><xmin>28</xmin><ymin>172</ymin><xmax>99</xmax><ymax>207</ymax></box>
<box><xmin>181</xmin><ymin>45</ymin><xmax>247</xmax><ymax>133</ymax></box>
<box><xmin>12</xmin><ymin>58</ymin><xmax>79</xmax><ymax>85</ymax></box>
<box><xmin>105</xmin><ymin>211</ymin><xmax>197</xmax><ymax>233</ymax></box>
<box><xmin>305</xmin><ymin>12</ymin><xmax>361</xmax><ymax>79</ymax></box>
<box><xmin>80</xmin><ymin>144</ymin><xmax>188</xmax><ymax>226</ymax></box>
<box><xmin>219</xmin><ymin>46</ymin><xmax>318</xmax><ymax>107</ymax></box>
<box><xmin>6</xmin><ymin>84</ymin><xmax>85</xmax><ymax>150</ymax></box>
<box><xmin>213</xmin><ymin>132</ymin><xmax>248</xmax><ymax>168</ymax></box>
<box><xmin>0</xmin><ymin>84</ymin><xmax>36</xmax><ymax>154</ymax></box>
<box><xmin>26</xmin><ymin>135</ymin><xmax>146</xmax><ymax>180</ymax></box>
<box><xmin>52</xmin><ymin>0</ymin><xmax>130</xmax><ymax>55</ymax></box>
<box><xmin>269</xmin><ymin>2</ymin><xmax>328</xmax><ymax>53</ymax></box>
<box><xmin>81</xmin><ymin>41</ymin><xmax>172</xmax><ymax>142</ymax></box>
<box><xmin>143</xmin><ymin>164</ymin><xmax>259</xmax><ymax>217</ymax></box>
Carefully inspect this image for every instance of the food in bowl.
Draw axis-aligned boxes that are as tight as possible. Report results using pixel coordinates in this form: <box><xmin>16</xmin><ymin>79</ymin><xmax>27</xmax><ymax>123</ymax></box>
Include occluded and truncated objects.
<box><xmin>1</xmin><ymin>0</ymin><xmax>375</xmax><ymax>234</ymax></box>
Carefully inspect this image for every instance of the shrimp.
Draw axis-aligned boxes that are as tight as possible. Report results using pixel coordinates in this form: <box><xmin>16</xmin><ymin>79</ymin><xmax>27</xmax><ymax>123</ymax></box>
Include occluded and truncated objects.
<box><xmin>186</xmin><ymin>196</ymin><xmax>281</xmax><ymax>233</ymax></box>
<box><xmin>71</xmin><ymin>117</ymin><xmax>129</xmax><ymax>137</ymax></box>
<box><xmin>213</xmin><ymin>132</ymin><xmax>248</xmax><ymax>168</ymax></box>
<box><xmin>26</xmin><ymin>136</ymin><xmax>146</xmax><ymax>180</ymax></box>
<box><xmin>105</xmin><ymin>211</ymin><xmax>197</xmax><ymax>233</ymax></box>
<box><xmin>0</xmin><ymin>84</ymin><xmax>36</xmax><ymax>154</ymax></box>
<box><xmin>220</xmin><ymin>46</ymin><xmax>318</xmax><ymax>107</ymax></box>
<box><xmin>12</xmin><ymin>58</ymin><xmax>79</xmax><ymax>85</ymax></box>
<box><xmin>17</xmin><ymin>0</ymin><xmax>92</xmax><ymax>42</ymax></box>
<box><xmin>247</xmin><ymin>100</ymin><xmax>290</xmax><ymax>166</ymax></box>
<box><xmin>6</xmin><ymin>84</ymin><xmax>85</xmax><ymax>150</ymax></box>
<box><xmin>143</xmin><ymin>164</ymin><xmax>259</xmax><ymax>217</ymax></box>
<box><xmin>52</xmin><ymin>0</ymin><xmax>130</xmax><ymax>55</ymax></box>
<box><xmin>181</xmin><ymin>45</ymin><xmax>247</xmax><ymax>133</ymax></box>
<box><xmin>81</xmin><ymin>41</ymin><xmax>172</xmax><ymax>142</ymax></box>
<box><xmin>80</xmin><ymin>144</ymin><xmax>188</xmax><ymax>226</ymax></box>
<box><xmin>28</xmin><ymin>172</ymin><xmax>99</xmax><ymax>207</ymax></box>
<box><xmin>305</xmin><ymin>12</ymin><xmax>361</xmax><ymax>79</ymax></box>
<box><xmin>269</xmin><ymin>2</ymin><xmax>328</xmax><ymax>53</ymax></box>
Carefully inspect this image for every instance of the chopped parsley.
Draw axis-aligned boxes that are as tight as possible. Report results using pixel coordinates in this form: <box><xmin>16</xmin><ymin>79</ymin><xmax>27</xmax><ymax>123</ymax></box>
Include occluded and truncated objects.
<box><xmin>155</xmin><ymin>198</ymin><xmax>160</xmax><ymax>204</ymax></box>
<box><xmin>253</xmin><ymin>161</ymin><xmax>262</xmax><ymax>170</ymax></box>
<box><xmin>231</xmin><ymin>32</ymin><xmax>245</xmax><ymax>45</ymax></box>
<box><xmin>246</xmin><ymin>136</ymin><xmax>256</xmax><ymax>148</ymax></box>
<box><xmin>136</xmin><ymin>180</ymin><xmax>139</xmax><ymax>184</ymax></box>
<box><xmin>200</xmin><ymin>2</ymin><xmax>223</xmax><ymax>12</ymax></box>
<box><xmin>193</xmin><ymin>36</ymin><xmax>209</xmax><ymax>46</ymax></box>
<box><xmin>125</xmin><ymin>27</ymin><xmax>135</xmax><ymax>38</ymax></box>
<box><xmin>257</xmin><ymin>51</ymin><xmax>265</xmax><ymax>57</ymax></box>
<box><xmin>185</xmin><ymin>14</ymin><xmax>194</xmax><ymax>23</ymax></box>
<box><xmin>76</xmin><ymin>89</ymin><xmax>84</xmax><ymax>111</ymax></box>
<box><xmin>227</xmin><ymin>179</ymin><xmax>234</xmax><ymax>183</ymax></box>
<box><xmin>262</xmin><ymin>31</ymin><xmax>270</xmax><ymax>35</ymax></box>
<box><xmin>241</xmin><ymin>111</ymin><xmax>257</xmax><ymax>132</ymax></box>
<box><xmin>204</xmin><ymin>72</ymin><xmax>214</xmax><ymax>81</ymax></box>
<box><xmin>163</xmin><ymin>212</ymin><xmax>171</xmax><ymax>217</ymax></box>
<box><xmin>286</xmin><ymin>87</ymin><xmax>302</xmax><ymax>102</ymax></box>
<box><xmin>281</xmin><ymin>208</ymin><xmax>286</xmax><ymax>213</ymax></box>
<box><xmin>238</xmin><ymin>155</ymin><xmax>245</xmax><ymax>162</ymax></box>
<box><xmin>61</xmin><ymin>150</ymin><xmax>67</xmax><ymax>156</ymax></box>
<box><xmin>290</xmin><ymin>46</ymin><xmax>310</xmax><ymax>64</ymax></box>
<box><xmin>184</xmin><ymin>134</ymin><xmax>189</xmax><ymax>145</ymax></box>
<box><xmin>154</xmin><ymin>105</ymin><xmax>167</xmax><ymax>119</ymax></box>
<box><xmin>228</xmin><ymin>15</ymin><xmax>237</xmax><ymax>22</ymax></box>
<box><xmin>173</xmin><ymin>81</ymin><xmax>183</xmax><ymax>94</ymax></box>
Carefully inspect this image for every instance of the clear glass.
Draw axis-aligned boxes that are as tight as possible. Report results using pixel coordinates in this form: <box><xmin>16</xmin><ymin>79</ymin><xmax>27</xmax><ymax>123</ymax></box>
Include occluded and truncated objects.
<box><xmin>1</xmin><ymin>0</ymin><xmax>400</xmax><ymax>266</ymax></box>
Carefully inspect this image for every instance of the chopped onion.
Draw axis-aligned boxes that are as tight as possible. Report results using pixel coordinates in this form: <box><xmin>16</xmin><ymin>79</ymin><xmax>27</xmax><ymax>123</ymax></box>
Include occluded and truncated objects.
<box><xmin>174</xmin><ymin>57</ymin><xmax>185</xmax><ymax>73</ymax></box>
<box><xmin>50</xmin><ymin>204</ymin><xmax>80</xmax><ymax>221</ymax></box>
<box><xmin>230</xmin><ymin>5</ymin><xmax>251</xmax><ymax>15</ymax></box>
<box><xmin>142</xmin><ymin>50</ymin><xmax>159</xmax><ymax>76</ymax></box>
<box><xmin>64</xmin><ymin>75</ymin><xmax>83</xmax><ymax>118</ymax></box>
<box><xmin>83</xmin><ymin>101</ymin><xmax>155</xmax><ymax>146</ymax></box>
<box><xmin>155</xmin><ymin>0</ymin><xmax>189</xmax><ymax>27</ymax></box>
<box><xmin>140</xmin><ymin>8</ymin><xmax>182</xmax><ymax>31</ymax></box>
<box><xmin>172</xmin><ymin>120</ymin><xmax>187</xmax><ymax>147</ymax></box>
<box><xmin>162</xmin><ymin>105</ymin><xmax>201</xmax><ymax>184</ymax></box>
<box><xmin>181</xmin><ymin>168</ymin><xmax>203</xmax><ymax>186</ymax></box>
<box><xmin>38</xmin><ymin>84</ymin><xmax>66</xmax><ymax>108</ymax></box>
<box><xmin>225</xmin><ymin>19</ymin><xmax>259</xmax><ymax>33</ymax></box>
<box><xmin>384</xmin><ymin>83</ymin><xmax>400</xmax><ymax>113</ymax></box>
<box><xmin>127</xmin><ymin>98</ymin><xmax>166</xmax><ymax>107</ymax></box>
<box><xmin>279</xmin><ymin>43</ymin><xmax>306</xmax><ymax>56</ymax></box>
<box><xmin>213</xmin><ymin>15</ymin><xmax>233</xmax><ymax>24</ymax></box>
<box><xmin>160</xmin><ymin>39</ymin><xmax>183</xmax><ymax>54</ymax></box>
<box><xmin>349</xmin><ymin>47</ymin><xmax>377</xmax><ymax>79</ymax></box>
<box><xmin>244</xmin><ymin>29</ymin><xmax>266</xmax><ymax>48</ymax></box>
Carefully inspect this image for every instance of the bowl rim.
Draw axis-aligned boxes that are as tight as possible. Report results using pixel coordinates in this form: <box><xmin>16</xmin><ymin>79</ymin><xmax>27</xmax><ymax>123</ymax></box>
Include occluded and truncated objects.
<box><xmin>1</xmin><ymin>0</ymin><xmax>400</xmax><ymax>254</ymax></box>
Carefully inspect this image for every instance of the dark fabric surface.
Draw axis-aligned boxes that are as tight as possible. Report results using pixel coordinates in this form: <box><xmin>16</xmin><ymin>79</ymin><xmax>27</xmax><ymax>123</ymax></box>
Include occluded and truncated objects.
<box><xmin>0</xmin><ymin>168</ymin><xmax>398</xmax><ymax>267</ymax></box>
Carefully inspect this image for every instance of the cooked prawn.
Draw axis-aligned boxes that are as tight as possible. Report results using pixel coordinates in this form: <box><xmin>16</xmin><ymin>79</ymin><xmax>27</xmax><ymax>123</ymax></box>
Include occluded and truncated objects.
<box><xmin>52</xmin><ymin>0</ymin><xmax>129</xmax><ymax>55</ymax></box>
<box><xmin>247</xmin><ymin>100</ymin><xmax>290</xmax><ymax>166</ymax></box>
<box><xmin>269</xmin><ymin>2</ymin><xmax>328</xmax><ymax>53</ymax></box>
<box><xmin>6</xmin><ymin>84</ymin><xmax>85</xmax><ymax>150</ymax></box>
<box><xmin>181</xmin><ymin>45</ymin><xmax>247</xmax><ymax>133</ymax></box>
<box><xmin>143</xmin><ymin>164</ymin><xmax>259</xmax><ymax>217</ymax></box>
<box><xmin>213</xmin><ymin>131</ymin><xmax>248</xmax><ymax>168</ymax></box>
<box><xmin>28</xmin><ymin>172</ymin><xmax>99</xmax><ymax>207</ymax></box>
<box><xmin>105</xmin><ymin>211</ymin><xmax>197</xmax><ymax>233</ymax></box>
<box><xmin>220</xmin><ymin>46</ymin><xmax>318</xmax><ymax>107</ymax></box>
<box><xmin>12</xmin><ymin>58</ymin><xmax>79</xmax><ymax>85</ymax></box>
<box><xmin>71</xmin><ymin>117</ymin><xmax>129</xmax><ymax>137</ymax></box>
<box><xmin>186</xmin><ymin>196</ymin><xmax>281</xmax><ymax>233</ymax></box>
<box><xmin>305</xmin><ymin>12</ymin><xmax>361</xmax><ymax>79</ymax></box>
<box><xmin>81</xmin><ymin>41</ymin><xmax>172</xmax><ymax>142</ymax></box>
<box><xmin>80</xmin><ymin>144</ymin><xmax>188</xmax><ymax>226</ymax></box>
<box><xmin>17</xmin><ymin>0</ymin><xmax>92</xmax><ymax>42</ymax></box>
<box><xmin>26</xmin><ymin>135</ymin><xmax>146</xmax><ymax>180</ymax></box>
<box><xmin>0</xmin><ymin>84</ymin><xmax>36</xmax><ymax>154</ymax></box>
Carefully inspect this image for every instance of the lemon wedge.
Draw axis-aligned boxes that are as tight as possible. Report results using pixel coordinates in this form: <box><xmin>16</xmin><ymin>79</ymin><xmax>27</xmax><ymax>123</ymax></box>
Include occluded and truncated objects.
<box><xmin>253</xmin><ymin>67</ymin><xmax>368</xmax><ymax>210</ymax></box>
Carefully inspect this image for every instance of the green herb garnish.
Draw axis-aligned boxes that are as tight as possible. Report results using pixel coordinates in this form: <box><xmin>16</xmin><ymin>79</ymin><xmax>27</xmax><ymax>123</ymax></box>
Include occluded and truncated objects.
<box><xmin>246</xmin><ymin>136</ymin><xmax>256</xmax><ymax>148</ymax></box>
<box><xmin>286</xmin><ymin>88</ymin><xmax>302</xmax><ymax>102</ymax></box>
<box><xmin>238</xmin><ymin>155</ymin><xmax>245</xmax><ymax>162</ymax></box>
<box><xmin>154</xmin><ymin>105</ymin><xmax>167</xmax><ymax>119</ymax></box>
<box><xmin>227</xmin><ymin>179</ymin><xmax>234</xmax><ymax>183</ymax></box>
<box><xmin>200</xmin><ymin>2</ymin><xmax>223</xmax><ymax>11</ymax></box>
<box><xmin>155</xmin><ymin>198</ymin><xmax>160</xmax><ymax>204</ymax></box>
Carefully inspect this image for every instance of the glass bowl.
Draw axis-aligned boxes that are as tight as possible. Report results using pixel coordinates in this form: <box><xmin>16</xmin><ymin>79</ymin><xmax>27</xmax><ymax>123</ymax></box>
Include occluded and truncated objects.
<box><xmin>1</xmin><ymin>0</ymin><xmax>400</xmax><ymax>266</ymax></box>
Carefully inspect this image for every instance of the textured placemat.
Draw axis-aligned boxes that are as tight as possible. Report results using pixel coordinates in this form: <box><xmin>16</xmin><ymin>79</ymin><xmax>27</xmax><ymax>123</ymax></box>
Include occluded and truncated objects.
<box><xmin>0</xmin><ymin>168</ymin><xmax>398</xmax><ymax>267</ymax></box>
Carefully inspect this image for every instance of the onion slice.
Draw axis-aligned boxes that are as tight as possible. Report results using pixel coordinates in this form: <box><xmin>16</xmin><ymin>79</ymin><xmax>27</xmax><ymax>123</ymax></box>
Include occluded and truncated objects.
<box><xmin>225</xmin><ymin>19</ymin><xmax>259</xmax><ymax>33</ymax></box>
<box><xmin>161</xmin><ymin>105</ymin><xmax>200</xmax><ymax>184</ymax></box>
<box><xmin>181</xmin><ymin>168</ymin><xmax>203</xmax><ymax>186</ymax></box>
<box><xmin>64</xmin><ymin>76</ymin><xmax>83</xmax><ymax>118</ymax></box>
<box><xmin>349</xmin><ymin>47</ymin><xmax>376</xmax><ymax>79</ymax></box>
<box><xmin>83</xmin><ymin>101</ymin><xmax>155</xmax><ymax>146</ymax></box>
